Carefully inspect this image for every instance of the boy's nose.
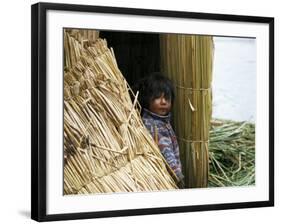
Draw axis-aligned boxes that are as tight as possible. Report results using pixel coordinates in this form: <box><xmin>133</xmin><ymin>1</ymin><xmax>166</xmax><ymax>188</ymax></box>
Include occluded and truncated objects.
<box><xmin>160</xmin><ymin>96</ymin><xmax>167</xmax><ymax>104</ymax></box>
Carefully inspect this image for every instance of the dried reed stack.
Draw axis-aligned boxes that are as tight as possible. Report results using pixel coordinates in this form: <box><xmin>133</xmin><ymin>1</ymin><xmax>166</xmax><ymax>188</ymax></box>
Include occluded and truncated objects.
<box><xmin>64</xmin><ymin>29</ymin><xmax>100</xmax><ymax>69</ymax></box>
<box><xmin>160</xmin><ymin>34</ymin><xmax>214</xmax><ymax>188</ymax></box>
<box><xmin>65</xmin><ymin>28</ymin><xmax>100</xmax><ymax>44</ymax></box>
<box><xmin>63</xmin><ymin>30</ymin><xmax>178</xmax><ymax>194</ymax></box>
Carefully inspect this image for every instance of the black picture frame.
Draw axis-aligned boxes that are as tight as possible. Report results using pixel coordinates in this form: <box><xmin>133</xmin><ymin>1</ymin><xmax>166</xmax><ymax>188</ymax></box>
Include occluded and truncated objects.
<box><xmin>31</xmin><ymin>2</ymin><xmax>274</xmax><ymax>222</ymax></box>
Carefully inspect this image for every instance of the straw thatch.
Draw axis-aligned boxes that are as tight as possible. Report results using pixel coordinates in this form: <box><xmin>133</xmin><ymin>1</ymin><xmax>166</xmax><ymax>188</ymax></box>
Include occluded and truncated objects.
<box><xmin>63</xmin><ymin>30</ymin><xmax>178</xmax><ymax>195</ymax></box>
<box><xmin>160</xmin><ymin>34</ymin><xmax>214</xmax><ymax>188</ymax></box>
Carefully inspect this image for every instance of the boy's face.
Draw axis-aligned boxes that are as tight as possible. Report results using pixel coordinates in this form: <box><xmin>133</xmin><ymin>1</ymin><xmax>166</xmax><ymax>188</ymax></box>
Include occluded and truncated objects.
<box><xmin>149</xmin><ymin>93</ymin><xmax>171</xmax><ymax>116</ymax></box>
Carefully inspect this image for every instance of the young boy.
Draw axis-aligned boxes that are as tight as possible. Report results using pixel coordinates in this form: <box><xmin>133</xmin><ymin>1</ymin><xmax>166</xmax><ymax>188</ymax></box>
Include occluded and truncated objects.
<box><xmin>135</xmin><ymin>72</ymin><xmax>184</xmax><ymax>188</ymax></box>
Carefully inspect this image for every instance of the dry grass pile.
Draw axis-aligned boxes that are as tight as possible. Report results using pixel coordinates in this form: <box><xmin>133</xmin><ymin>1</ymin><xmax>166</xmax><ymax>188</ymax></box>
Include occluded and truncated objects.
<box><xmin>209</xmin><ymin>119</ymin><xmax>255</xmax><ymax>187</ymax></box>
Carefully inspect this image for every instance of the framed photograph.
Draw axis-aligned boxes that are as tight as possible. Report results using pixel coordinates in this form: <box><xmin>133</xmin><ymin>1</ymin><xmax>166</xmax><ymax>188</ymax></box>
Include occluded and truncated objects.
<box><xmin>31</xmin><ymin>2</ymin><xmax>274</xmax><ymax>222</ymax></box>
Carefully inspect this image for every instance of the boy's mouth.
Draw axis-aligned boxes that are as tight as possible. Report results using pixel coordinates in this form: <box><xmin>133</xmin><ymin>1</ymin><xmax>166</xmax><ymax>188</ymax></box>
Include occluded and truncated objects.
<box><xmin>157</xmin><ymin>108</ymin><xmax>169</xmax><ymax>115</ymax></box>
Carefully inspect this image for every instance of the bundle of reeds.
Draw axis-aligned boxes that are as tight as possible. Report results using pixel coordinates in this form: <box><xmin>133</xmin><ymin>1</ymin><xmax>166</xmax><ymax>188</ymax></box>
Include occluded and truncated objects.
<box><xmin>64</xmin><ymin>29</ymin><xmax>100</xmax><ymax>69</ymax></box>
<box><xmin>209</xmin><ymin>119</ymin><xmax>255</xmax><ymax>187</ymax></box>
<box><xmin>65</xmin><ymin>28</ymin><xmax>100</xmax><ymax>44</ymax></box>
<box><xmin>160</xmin><ymin>34</ymin><xmax>214</xmax><ymax>188</ymax></box>
<box><xmin>63</xmin><ymin>30</ymin><xmax>178</xmax><ymax>194</ymax></box>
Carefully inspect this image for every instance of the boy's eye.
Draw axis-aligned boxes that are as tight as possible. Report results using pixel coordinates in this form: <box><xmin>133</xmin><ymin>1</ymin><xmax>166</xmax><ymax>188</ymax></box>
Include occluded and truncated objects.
<box><xmin>155</xmin><ymin>96</ymin><xmax>170</xmax><ymax>102</ymax></box>
<box><xmin>154</xmin><ymin>92</ymin><xmax>163</xmax><ymax>98</ymax></box>
<box><xmin>151</xmin><ymin>92</ymin><xmax>171</xmax><ymax>102</ymax></box>
<box><xmin>157</xmin><ymin>93</ymin><xmax>169</xmax><ymax>98</ymax></box>
<box><xmin>162</xmin><ymin>95</ymin><xmax>171</xmax><ymax>101</ymax></box>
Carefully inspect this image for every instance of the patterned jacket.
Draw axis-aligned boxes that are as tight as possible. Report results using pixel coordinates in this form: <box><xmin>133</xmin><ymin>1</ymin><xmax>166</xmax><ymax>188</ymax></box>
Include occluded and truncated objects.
<box><xmin>142</xmin><ymin>109</ymin><xmax>184</xmax><ymax>181</ymax></box>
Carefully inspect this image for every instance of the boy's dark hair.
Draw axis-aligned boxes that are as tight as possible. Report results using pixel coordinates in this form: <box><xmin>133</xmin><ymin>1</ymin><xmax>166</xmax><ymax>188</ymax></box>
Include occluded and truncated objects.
<box><xmin>133</xmin><ymin>72</ymin><xmax>175</xmax><ymax>110</ymax></box>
